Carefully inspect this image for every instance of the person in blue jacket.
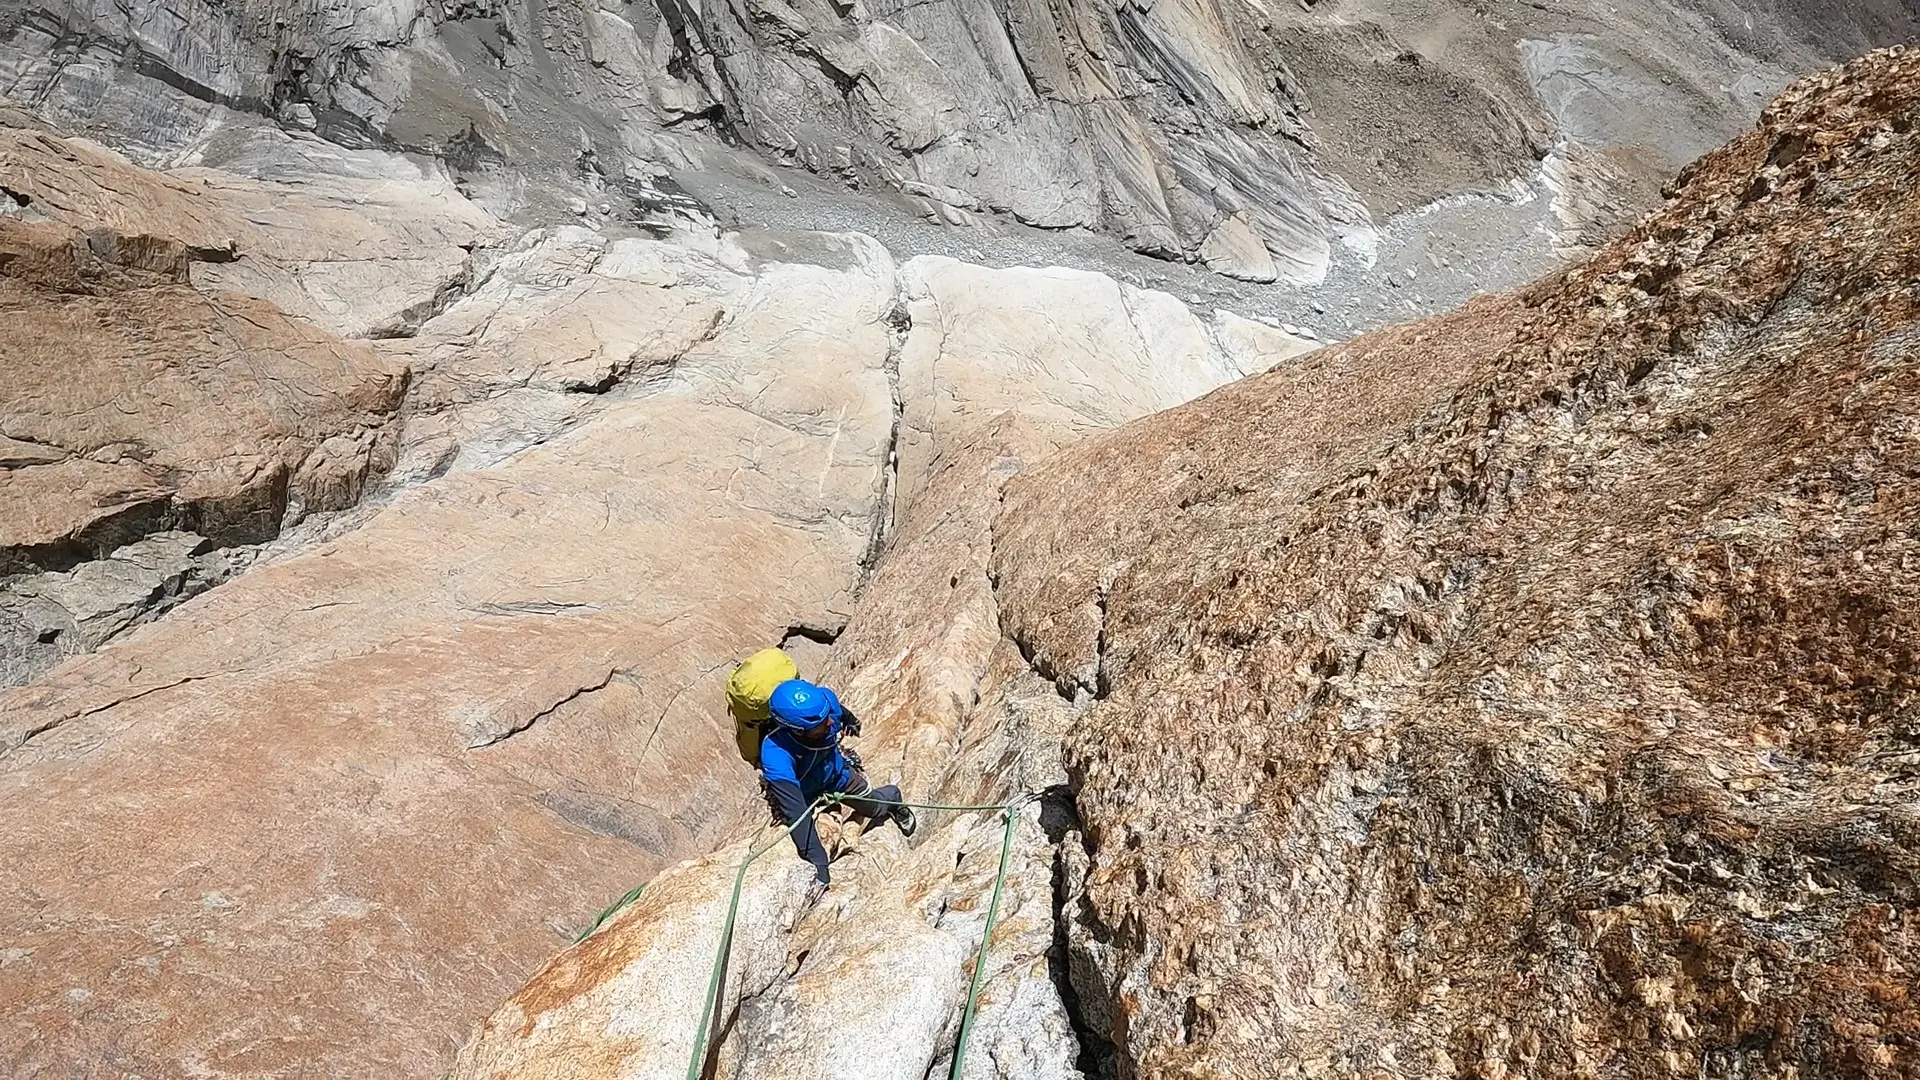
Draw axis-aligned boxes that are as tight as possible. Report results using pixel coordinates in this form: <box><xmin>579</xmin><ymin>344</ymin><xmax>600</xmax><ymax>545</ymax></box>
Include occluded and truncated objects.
<box><xmin>760</xmin><ymin>678</ymin><xmax>917</xmax><ymax>889</ymax></box>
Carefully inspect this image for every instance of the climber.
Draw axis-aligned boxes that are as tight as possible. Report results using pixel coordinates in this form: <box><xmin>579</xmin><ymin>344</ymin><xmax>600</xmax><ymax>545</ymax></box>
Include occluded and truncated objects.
<box><xmin>760</xmin><ymin>677</ymin><xmax>917</xmax><ymax>892</ymax></box>
<box><xmin>727</xmin><ymin>646</ymin><xmax>870</xmax><ymax>826</ymax></box>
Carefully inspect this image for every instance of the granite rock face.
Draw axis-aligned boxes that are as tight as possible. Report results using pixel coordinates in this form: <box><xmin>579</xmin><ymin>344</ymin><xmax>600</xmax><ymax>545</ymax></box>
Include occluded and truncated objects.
<box><xmin>6</xmin><ymin>0</ymin><xmax>1920</xmax><ymax>1073</ymax></box>
<box><xmin>0</xmin><ymin>213</ymin><xmax>903</xmax><ymax>1077</ymax></box>
<box><xmin>0</xmin><ymin>219</ymin><xmax>405</xmax><ymax>565</ymax></box>
<box><xmin>994</xmin><ymin>46</ymin><xmax>1920</xmax><ymax>1079</ymax></box>
<box><xmin>436</xmin><ymin>189</ymin><xmax>1321</xmax><ymax>1080</ymax></box>
<box><xmin>0</xmin><ymin>123</ymin><xmax>497</xmax><ymax>684</ymax></box>
<box><xmin>0</xmin><ymin>205</ymin><xmax>408</xmax><ymax>681</ymax></box>
<box><xmin>0</xmin><ymin>106</ymin><xmax>1305</xmax><ymax>1075</ymax></box>
<box><xmin>5</xmin><ymin>0</ymin><xmax>1913</xmax><ymax>276</ymax></box>
<box><xmin>448</xmin><ymin>410</ymin><xmax>1095</xmax><ymax>1080</ymax></box>
<box><xmin>448</xmin><ymin>47</ymin><xmax>1920</xmax><ymax>1080</ymax></box>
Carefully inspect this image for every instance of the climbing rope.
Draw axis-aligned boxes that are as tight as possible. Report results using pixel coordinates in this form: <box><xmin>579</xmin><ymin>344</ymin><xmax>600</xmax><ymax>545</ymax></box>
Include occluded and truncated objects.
<box><xmin>682</xmin><ymin>790</ymin><xmax>1041</xmax><ymax>1080</ymax></box>
<box><xmin>574</xmin><ymin>883</ymin><xmax>647</xmax><ymax>943</ymax></box>
<box><xmin>950</xmin><ymin>793</ymin><xmax>1036</xmax><ymax>1080</ymax></box>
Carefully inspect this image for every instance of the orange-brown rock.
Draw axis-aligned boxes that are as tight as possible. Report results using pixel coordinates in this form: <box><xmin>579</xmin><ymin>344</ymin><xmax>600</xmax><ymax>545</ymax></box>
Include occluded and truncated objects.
<box><xmin>419</xmin><ymin>47</ymin><xmax>1920</xmax><ymax>1080</ymax></box>
<box><xmin>0</xmin><ymin>215</ymin><xmax>405</xmax><ymax>575</ymax></box>
<box><xmin>992</xmin><ymin>46</ymin><xmax>1920</xmax><ymax>1079</ymax></box>
<box><xmin>447</xmin><ymin>414</ymin><xmax>1093</xmax><ymax>1080</ymax></box>
<box><xmin>0</xmin><ymin>127</ymin><xmax>249</xmax><ymax>260</ymax></box>
<box><xmin>0</xmin><ymin>225</ymin><xmax>902</xmax><ymax>1077</ymax></box>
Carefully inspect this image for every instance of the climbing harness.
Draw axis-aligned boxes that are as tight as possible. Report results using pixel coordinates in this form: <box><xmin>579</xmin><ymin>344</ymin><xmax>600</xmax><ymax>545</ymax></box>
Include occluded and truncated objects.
<box><xmin>674</xmin><ymin>789</ymin><xmax>1043</xmax><ymax>1080</ymax></box>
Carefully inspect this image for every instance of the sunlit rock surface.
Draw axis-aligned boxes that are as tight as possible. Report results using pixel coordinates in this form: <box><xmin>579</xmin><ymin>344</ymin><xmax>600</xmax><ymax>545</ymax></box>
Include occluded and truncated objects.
<box><xmin>451</xmin><ymin>47</ymin><xmax>1920</xmax><ymax>1080</ymax></box>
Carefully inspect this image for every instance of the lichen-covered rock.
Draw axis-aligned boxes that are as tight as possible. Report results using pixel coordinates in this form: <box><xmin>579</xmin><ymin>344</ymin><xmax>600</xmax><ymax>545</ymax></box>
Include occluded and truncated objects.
<box><xmin>991</xmin><ymin>47</ymin><xmax>1920</xmax><ymax>1079</ymax></box>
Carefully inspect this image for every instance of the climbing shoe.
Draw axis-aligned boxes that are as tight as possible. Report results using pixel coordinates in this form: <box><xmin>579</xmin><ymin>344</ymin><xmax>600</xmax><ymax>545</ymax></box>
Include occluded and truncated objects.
<box><xmin>891</xmin><ymin>803</ymin><xmax>918</xmax><ymax>839</ymax></box>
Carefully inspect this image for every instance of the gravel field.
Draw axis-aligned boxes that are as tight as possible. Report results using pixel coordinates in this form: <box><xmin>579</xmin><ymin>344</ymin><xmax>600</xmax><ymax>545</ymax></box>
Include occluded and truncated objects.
<box><xmin>676</xmin><ymin>156</ymin><xmax>1573</xmax><ymax>344</ymax></box>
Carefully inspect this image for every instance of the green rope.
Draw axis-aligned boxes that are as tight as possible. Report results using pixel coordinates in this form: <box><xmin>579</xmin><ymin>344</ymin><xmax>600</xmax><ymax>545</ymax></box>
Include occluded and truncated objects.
<box><xmin>574</xmin><ymin>884</ymin><xmax>648</xmax><ymax>943</ymax></box>
<box><xmin>830</xmin><ymin>793</ymin><xmax>1029</xmax><ymax>812</ymax></box>
<box><xmin>685</xmin><ymin>794</ymin><xmax>834</xmax><ymax>1080</ymax></box>
<box><xmin>681</xmin><ymin>791</ymin><xmax>1039</xmax><ymax>1080</ymax></box>
<box><xmin>949</xmin><ymin>793</ymin><xmax>1033</xmax><ymax>1080</ymax></box>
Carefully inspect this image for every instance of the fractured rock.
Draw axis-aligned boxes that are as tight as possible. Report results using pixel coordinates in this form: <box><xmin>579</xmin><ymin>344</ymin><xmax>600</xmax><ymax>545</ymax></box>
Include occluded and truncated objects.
<box><xmin>433</xmin><ymin>249</ymin><xmax>1314</xmax><ymax>1078</ymax></box>
<box><xmin>0</xmin><ymin>216</ymin><xmax>407</xmax><ymax>573</ymax></box>
<box><xmin>445</xmin><ymin>46</ymin><xmax>1920</xmax><ymax>1080</ymax></box>
<box><xmin>992</xmin><ymin>47</ymin><xmax>1920</xmax><ymax>1079</ymax></box>
<box><xmin>0</xmin><ymin>228</ymin><xmax>899</xmax><ymax>1079</ymax></box>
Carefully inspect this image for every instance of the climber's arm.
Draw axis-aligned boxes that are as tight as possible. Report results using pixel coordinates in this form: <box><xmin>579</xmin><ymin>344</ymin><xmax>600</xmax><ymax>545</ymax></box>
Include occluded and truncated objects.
<box><xmin>765</xmin><ymin>779</ymin><xmax>830</xmax><ymax>883</ymax></box>
<box><xmin>760</xmin><ymin>740</ymin><xmax>831</xmax><ymax>884</ymax></box>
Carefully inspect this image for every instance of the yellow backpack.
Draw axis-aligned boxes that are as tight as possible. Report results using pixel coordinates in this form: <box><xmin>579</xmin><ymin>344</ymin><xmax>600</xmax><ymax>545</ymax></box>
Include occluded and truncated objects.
<box><xmin>726</xmin><ymin>647</ymin><xmax>798</xmax><ymax>766</ymax></box>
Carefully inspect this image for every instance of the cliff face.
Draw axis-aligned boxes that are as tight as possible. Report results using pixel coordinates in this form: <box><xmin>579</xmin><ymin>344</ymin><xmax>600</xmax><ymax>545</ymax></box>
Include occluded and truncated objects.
<box><xmin>996</xmin><ymin>45</ymin><xmax>1920</xmax><ymax>1078</ymax></box>
<box><xmin>0</xmin><ymin>109</ymin><xmax>1312</xmax><ymax>1073</ymax></box>
<box><xmin>4</xmin><ymin>0</ymin><xmax>1913</xmax><ymax>277</ymax></box>
<box><xmin>450</xmin><ymin>46</ymin><xmax>1920</xmax><ymax>1080</ymax></box>
<box><xmin>5</xmin><ymin>0</ymin><xmax>1919</xmax><ymax>1071</ymax></box>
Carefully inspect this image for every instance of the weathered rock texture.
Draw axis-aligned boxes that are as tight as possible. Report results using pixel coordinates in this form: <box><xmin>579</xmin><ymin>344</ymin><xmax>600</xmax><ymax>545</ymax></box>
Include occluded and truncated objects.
<box><xmin>0</xmin><ymin>102</ymin><xmax>1310</xmax><ymax>1073</ymax></box>
<box><xmin>4</xmin><ymin>0</ymin><xmax>1912</xmax><ymax>275</ymax></box>
<box><xmin>0</xmin><ymin>123</ymin><xmax>500</xmax><ymax>684</ymax></box>
<box><xmin>0</xmin><ymin>202</ymin><xmax>408</xmax><ymax>683</ymax></box>
<box><xmin>0</xmin><ymin>124</ymin><xmax>501</xmax><ymax>338</ymax></box>
<box><xmin>450</xmin><ymin>47</ymin><xmax>1920</xmax><ymax>1080</ymax></box>
<box><xmin>450</xmin><ymin>408</ymin><xmax>1095</xmax><ymax>1080</ymax></box>
<box><xmin>0</xmin><ymin>217</ymin><xmax>404</xmax><ymax>571</ymax></box>
<box><xmin>0</xmin><ymin>222</ymin><xmax>900</xmax><ymax>1077</ymax></box>
<box><xmin>995</xmin><ymin>46</ymin><xmax>1920</xmax><ymax>1079</ymax></box>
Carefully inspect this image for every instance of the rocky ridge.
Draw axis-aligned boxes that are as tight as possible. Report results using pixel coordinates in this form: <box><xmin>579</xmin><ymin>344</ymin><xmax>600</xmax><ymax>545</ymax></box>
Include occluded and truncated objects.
<box><xmin>450</xmin><ymin>45</ymin><xmax>1920</xmax><ymax>1080</ymax></box>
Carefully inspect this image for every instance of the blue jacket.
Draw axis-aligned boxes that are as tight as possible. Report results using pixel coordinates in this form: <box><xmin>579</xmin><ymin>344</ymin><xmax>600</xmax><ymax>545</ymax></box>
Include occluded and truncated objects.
<box><xmin>759</xmin><ymin>719</ymin><xmax>852</xmax><ymax>799</ymax></box>
<box><xmin>759</xmin><ymin>715</ymin><xmax>859</xmax><ymax>883</ymax></box>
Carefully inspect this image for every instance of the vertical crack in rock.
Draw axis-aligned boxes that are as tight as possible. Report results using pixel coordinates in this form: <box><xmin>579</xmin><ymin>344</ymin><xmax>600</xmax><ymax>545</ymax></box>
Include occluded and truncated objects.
<box><xmin>858</xmin><ymin>300</ymin><xmax>910</xmax><ymax>583</ymax></box>
<box><xmin>1090</xmin><ymin>580</ymin><xmax>1113</xmax><ymax>702</ymax></box>
<box><xmin>1041</xmin><ymin>783</ymin><xmax>1119</xmax><ymax>1080</ymax></box>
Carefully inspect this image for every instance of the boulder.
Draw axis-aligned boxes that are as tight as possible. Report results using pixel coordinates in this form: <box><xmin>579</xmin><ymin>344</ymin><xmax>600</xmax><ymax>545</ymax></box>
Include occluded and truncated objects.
<box><xmin>1199</xmin><ymin>212</ymin><xmax>1280</xmax><ymax>283</ymax></box>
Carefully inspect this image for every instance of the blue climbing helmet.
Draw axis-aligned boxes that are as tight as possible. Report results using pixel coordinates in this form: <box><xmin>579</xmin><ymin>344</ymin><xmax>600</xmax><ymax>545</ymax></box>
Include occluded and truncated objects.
<box><xmin>767</xmin><ymin>679</ymin><xmax>841</xmax><ymax>730</ymax></box>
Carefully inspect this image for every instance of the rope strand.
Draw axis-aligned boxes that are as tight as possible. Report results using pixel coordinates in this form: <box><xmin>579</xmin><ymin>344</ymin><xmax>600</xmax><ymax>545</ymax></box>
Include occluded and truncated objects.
<box><xmin>669</xmin><ymin>791</ymin><xmax>1042</xmax><ymax>1080</ymax></box>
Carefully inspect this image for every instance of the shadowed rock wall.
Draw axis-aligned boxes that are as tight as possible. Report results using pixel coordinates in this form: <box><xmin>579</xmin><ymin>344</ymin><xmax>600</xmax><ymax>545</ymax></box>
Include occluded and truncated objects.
<box><xmin>4</xmin><ymin>0</ymin><xmax>1913</xmax><ymax>277</ymax></box>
